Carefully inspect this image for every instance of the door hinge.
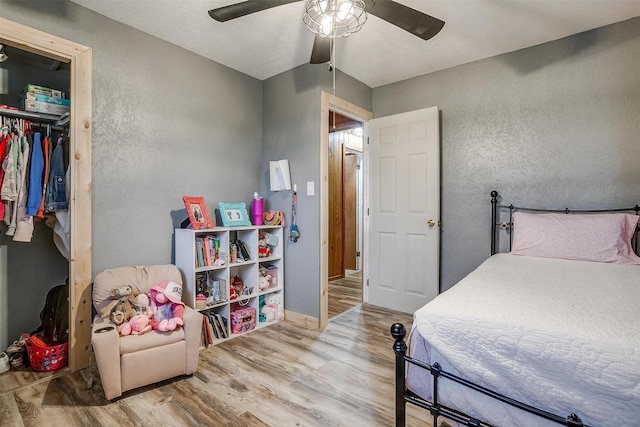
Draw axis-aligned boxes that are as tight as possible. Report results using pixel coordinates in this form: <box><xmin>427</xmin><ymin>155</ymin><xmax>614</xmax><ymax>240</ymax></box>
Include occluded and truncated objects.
<box><xmin>367</xmin><ymin>208</ymin><xmax>369</xmax><ymax>216</ymax></box>
<box><xmin>356</xmin><ymin>251</ymin><xmax>361</xmax><ymax>257</ymax></box>
<box><xmin>367</xmin><ymin>136</ymin><xmax>369</xmax><ymax>145</ymax></box>
<box><xmin>366</xmin><ymin>278</ymin><xmax>369</xmax><ymax>287</ymax></box>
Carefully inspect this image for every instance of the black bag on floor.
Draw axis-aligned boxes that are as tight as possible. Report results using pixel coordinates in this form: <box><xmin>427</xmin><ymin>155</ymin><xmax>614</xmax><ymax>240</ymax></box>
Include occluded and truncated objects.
<box><xmin>34</xmin><ymin>278</ymin><xmax>69</xmax><ymax>344</ymax></box>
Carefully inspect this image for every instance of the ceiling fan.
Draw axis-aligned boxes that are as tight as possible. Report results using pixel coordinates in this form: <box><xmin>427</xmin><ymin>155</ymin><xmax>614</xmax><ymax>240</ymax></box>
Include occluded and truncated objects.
<box><xmin>208</xmin><ymin>0</ymin><xmax>445</xmax><ymax>65</ymax></box>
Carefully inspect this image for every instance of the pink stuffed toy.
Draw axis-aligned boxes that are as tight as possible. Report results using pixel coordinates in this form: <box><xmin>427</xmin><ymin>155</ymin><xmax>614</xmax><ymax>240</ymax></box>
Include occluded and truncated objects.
<box><xmin>118</xmin><ymin>313</ymin><xmax>152</xmax><ymax>336</ymax></box>
<box><xmin>149</xmin><ymin>280</ymin><xmax>185</xmax><ymax>332</ymax></box>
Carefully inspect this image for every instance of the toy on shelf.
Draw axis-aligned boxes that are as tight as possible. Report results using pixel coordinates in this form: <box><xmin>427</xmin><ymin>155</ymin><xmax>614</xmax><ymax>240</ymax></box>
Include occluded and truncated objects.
<box><xmin>260</xmin><ymin>293</ymin><xmax>284</xmax><ymax>323</ymax></box>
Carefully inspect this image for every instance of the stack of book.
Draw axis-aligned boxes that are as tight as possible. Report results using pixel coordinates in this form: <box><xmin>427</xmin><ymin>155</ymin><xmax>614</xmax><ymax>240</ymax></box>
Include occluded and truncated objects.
<box><xmin>201</xmin><ymin>312</ymin><xmax>228</xmax><ymax>348</ymax></box>
<box><xmin>195</xmin><ymin>235</ymin><xmax>223</xmax><ymax>268</ymax></box>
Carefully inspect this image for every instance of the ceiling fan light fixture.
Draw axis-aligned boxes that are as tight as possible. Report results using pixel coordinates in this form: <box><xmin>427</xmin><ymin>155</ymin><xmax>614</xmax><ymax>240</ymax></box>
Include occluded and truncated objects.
<box><xmin>303</xmin><ymin>0</ymin><xmax>367</xmax><ymax>38</ymax></box>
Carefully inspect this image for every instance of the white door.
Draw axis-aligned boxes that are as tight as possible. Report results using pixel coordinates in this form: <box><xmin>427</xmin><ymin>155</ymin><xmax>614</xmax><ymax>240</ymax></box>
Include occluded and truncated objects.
<box><xmin>365</xmin><ymin>106</ymin><xmax>440</xmax><ymax>313</ymax></box>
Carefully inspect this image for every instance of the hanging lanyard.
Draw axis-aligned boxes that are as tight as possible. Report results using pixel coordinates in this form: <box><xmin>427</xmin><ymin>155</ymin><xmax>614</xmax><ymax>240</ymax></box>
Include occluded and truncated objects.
<box><xmin>291</xmin><ymin>191</ymin><xmax>297</xmax><ymax>225</ymax></box>
<box><xmin>289</xmin><ymin>190</ymin><xmax>300</xmax><ymax>242</ymax></box>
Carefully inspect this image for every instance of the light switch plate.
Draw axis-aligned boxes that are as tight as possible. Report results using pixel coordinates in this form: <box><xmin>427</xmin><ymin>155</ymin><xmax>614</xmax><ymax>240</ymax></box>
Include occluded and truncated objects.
<box><xmin>307</xmin><ymin>181</ymin><xmax>315</xmax><ymax>196</ymax></box>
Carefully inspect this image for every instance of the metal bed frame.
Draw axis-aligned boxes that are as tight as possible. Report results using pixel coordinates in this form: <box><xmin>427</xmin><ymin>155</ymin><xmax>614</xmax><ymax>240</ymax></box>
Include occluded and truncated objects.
<box><xmin>391</xmin><ymin>190</ymin><xmax>640</xmax><ymax>427</ymax></box>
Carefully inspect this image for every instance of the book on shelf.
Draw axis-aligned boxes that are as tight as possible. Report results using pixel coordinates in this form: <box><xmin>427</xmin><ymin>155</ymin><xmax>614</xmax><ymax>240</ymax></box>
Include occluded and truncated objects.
<box><xmin>210</xmin><ymin>313</ymin><xmax>224</xmax><ymax>339</ymax></box>
<box><xmin>195</xmin><ymin>239</ymin><xmax>205</xmax><ymax>267</ymax></box>
<box><xmin>216</xmin><ymin>314</ymin><xmax>228</xmax><ymax>339</ymax></box>
<box><xmin>194</xmin><ymin>235</ymin><xmax>223</xmax><ymax>268</ymax></box>
<box><xmin>201</xmin><ymin>315</ymin><xmax>212</xmax><ymax>348</ymax></box>
<box><xmin>202</xmin><ymin>237</ymin><xmax>211</xmax><ymax>266</ymax></box>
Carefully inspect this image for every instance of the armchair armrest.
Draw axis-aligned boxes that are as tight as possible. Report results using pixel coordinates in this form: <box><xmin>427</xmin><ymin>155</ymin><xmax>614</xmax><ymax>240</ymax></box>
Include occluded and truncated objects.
<box><xmin>91</xmin><ymin>316</ymin><xmax>122</xmax><ymax>400</ymax></box>
<box><xmin>182</xmin><ymin>306</ymin><xmax>203</xmax><ymax>374</ymax></box>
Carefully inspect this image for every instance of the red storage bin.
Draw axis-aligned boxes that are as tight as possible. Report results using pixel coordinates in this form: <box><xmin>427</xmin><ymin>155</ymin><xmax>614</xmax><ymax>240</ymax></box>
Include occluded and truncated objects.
<box><xmin>25</xmin><ymin>334</ymin><xmax>68</xmax><ymax>372</ymax></box>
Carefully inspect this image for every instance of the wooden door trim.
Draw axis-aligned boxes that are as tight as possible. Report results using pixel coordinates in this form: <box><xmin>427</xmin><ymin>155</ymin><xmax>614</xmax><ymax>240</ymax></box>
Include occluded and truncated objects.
<box><xmin>1</xmin><ymin>18</ymin><xmax>92</xmax><ymax>371</ymax></box>
<box><xmin>320</xmin><ymin>92</ymin><xmax>372</xmax><ymax>330</ymax></box>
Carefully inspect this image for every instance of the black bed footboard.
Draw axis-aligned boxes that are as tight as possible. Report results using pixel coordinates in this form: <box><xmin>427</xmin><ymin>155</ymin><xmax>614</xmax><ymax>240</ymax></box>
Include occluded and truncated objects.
<box><xmin>390</xmin><ymin>323</ymin><xmax>587</xmax><ymax>427</ymax></box>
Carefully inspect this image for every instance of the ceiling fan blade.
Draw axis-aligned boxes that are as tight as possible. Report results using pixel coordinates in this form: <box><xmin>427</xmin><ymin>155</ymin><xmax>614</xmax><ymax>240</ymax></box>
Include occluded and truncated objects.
<box><xmin>364</xmin><ymin>0</ymin><xmax>445</xmax><ymax>40</ymax></box>
<box><xmin>208</xmin><ymin>0</ymin><xmax>301</xmax><ymax>22</ymax></box>
<box><xmin>310</xmin><ymin>35</ymin><xmax>331</xmax><ymax>64</ymax></box>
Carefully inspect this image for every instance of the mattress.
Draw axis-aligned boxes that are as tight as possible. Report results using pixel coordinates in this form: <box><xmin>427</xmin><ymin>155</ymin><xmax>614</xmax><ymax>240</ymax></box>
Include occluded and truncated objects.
<box><xmin>408</xmin><ymin>253</ymin><xmax>640</xmax><ymax>427</ymax></box>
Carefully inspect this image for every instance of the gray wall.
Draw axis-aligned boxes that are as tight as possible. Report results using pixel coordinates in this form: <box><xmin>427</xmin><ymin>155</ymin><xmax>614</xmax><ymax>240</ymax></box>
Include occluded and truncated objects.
<box><xmin>373</xmin><ymin>17</ymin><xmax>640</xmax><ymax>291</ymax></box>
<box><xmin>262</xmin><ymin>64</ymin><xmax>371</xmax><ymax>318</ymax></box>
<box><xmin>0</xmin><ymin>0</ymin><xmax>262</xmax><ymax>347</ymax></box>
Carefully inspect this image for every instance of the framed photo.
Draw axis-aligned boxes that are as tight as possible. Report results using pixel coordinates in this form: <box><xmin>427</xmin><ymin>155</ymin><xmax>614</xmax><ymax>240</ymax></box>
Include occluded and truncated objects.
<box><xmin>218</xmin><ymin>202</ymin><xmax>252</xmax><ymax>227</ymax></box>
<box><xmin>183</xmin><ymin>196</ymin><xmax>214</xmax><ymax>230</ymax></box>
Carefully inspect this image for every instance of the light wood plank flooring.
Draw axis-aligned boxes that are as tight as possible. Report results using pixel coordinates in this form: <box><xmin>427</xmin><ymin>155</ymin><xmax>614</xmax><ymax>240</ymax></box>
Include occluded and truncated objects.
<box><xmin>328</xmin><ymin>271</ymin><xmax>363</xmax><ymax>319</ymax></box>
<box><xmin>0</xmin><ymin>304</ymin><xmax>434</xmax><ymax>427</ymax></box>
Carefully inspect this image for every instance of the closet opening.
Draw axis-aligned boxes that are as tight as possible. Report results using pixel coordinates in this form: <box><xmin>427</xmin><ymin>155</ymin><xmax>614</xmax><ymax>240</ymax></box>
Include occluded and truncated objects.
<box><xmin>0</xmin><ymin>42</ymin><xmax>71</xmax><ymax>386</ymax></box>
<box><xmin>0</xmin><ymin>17</ymin><xmax>93</xmax><ymax>385</ymax></box>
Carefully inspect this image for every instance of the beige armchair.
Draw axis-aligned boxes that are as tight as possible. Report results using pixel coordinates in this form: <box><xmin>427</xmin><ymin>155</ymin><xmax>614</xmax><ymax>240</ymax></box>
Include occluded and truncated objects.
<box><xmin>91</xmin><ymin>264</ymin><xmax>203</xmax><ymax>400</ymax></box>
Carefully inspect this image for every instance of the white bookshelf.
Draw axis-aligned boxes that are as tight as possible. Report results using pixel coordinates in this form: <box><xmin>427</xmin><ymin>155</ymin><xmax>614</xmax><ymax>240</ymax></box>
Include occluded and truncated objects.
<box><xmin>174</xmin><ymin>225</ymin><xmax>284</xmax><ymax>345</ymax></box>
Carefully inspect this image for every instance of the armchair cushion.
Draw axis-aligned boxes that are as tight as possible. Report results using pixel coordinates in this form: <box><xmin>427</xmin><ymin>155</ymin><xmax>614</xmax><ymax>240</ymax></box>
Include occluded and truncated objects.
<box><xmin>119</xmin><ymin>328</ymin><xmax>184</xmax><ymax>355</ymax></box>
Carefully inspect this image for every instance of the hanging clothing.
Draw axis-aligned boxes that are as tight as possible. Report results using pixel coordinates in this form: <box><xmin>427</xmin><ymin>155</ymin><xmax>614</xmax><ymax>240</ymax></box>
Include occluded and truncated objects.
<box><xmin>5</xmin><ymin>133</ymin><xmax>29</xmax><ymax>236</ymax></box>
<box><xmin>44</xmin><ymin>136</ymin><xmax>67</xmax><ymax>212</ymax></box>
<box><xmin>45</xmin><ymin>165</ymin><xmax>70</xmax><ymax>259</ymax></box>
<box><xmin>0</xmin><ymin>114</ymin><xmax>71</xmax><ymax>247</ymax></box>
<box><xmin>26</xmin><ymin>132</ymin><xmax>44</xmax><ymax>217</ymax></box>
<box><xmin>1</xmin><ymin>132</ymin><xmax>19</xmax><ymax>203</ymax></box>
<box><xmin>1</xmin><ymin>132</ymin><xmax>19</xmax><ymax>228</ymax></box>
<box><xmin>0</xmin><ymin>124</ymin><xmax>10</xmax><ymax>220</ymax></box>
<box><xmin>11</xmin><ymin>135</ymin><xmax>31</xmax><ymax>241</ymax></box>
<box><xmin>36</xmin><ymin>134</ymin><xmax>51</xmax><ymax>218</ymax></box>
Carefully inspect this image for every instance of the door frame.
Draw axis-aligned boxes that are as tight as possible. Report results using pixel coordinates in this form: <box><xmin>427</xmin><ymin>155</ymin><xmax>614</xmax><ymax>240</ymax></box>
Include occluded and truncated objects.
<box><xmin>320</xmin><ymin>91</ymin><xmax>373</xmax><ymax>329</ymax></box>
<box><xmin>0</xmin><ymin>18</ymin><xmax>93</xmax><ymax>371</ymax></box>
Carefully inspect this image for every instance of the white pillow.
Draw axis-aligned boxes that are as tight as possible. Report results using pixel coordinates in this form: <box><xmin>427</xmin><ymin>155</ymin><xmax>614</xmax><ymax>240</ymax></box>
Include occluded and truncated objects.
<box><xmin>511</xmin><ymin>212</ymin><xmax>640</xmax><ymax>264</ymax></box>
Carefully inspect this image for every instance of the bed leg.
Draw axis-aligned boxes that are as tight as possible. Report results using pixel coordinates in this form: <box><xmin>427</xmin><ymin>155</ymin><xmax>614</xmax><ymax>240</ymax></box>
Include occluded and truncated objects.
<box><xmin>391</xmin><ymin>323</ymin><xmax>407</xmax><ymax>427</ymax></box>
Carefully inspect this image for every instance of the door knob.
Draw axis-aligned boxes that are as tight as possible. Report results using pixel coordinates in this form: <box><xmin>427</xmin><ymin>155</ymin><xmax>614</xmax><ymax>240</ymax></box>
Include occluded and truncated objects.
<box><xmin>427</xmin><ymin>219</ymin><xmax>435</xmax><ymax>228</ymax></box>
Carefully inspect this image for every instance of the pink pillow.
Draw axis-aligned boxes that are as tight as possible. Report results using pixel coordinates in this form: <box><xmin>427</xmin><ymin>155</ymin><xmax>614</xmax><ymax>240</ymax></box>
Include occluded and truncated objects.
<box><xmin>511</xmin><ymin>212</ymin><xmax>640</xmax><ymax>264</ymax></box>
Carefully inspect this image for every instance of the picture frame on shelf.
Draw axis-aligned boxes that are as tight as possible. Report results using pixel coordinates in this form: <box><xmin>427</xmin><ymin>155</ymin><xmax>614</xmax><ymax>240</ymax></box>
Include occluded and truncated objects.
<box><xmin>218</xmin><ymin>202</ymin><xmax>252</xmax><ymax>227</ymax></box>
<box><xmin>183</xmin><ymin>196</ymin><xmax>214</xmax><ymax>230</ymax></box>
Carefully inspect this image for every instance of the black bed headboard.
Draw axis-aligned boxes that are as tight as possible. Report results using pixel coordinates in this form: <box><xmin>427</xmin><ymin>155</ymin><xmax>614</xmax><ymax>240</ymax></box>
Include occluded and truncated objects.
<box><xmin>490</xmin><ymin>190</ymin><xmax>640</xmax><ymax>256</ymax></box>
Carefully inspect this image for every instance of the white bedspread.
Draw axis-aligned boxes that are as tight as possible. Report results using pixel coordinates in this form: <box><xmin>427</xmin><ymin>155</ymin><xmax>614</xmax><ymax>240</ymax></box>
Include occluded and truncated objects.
<box><xmin>409</xmin><ymin>253</ymin><xmax>640</xmax><ymax>427</ymax></box>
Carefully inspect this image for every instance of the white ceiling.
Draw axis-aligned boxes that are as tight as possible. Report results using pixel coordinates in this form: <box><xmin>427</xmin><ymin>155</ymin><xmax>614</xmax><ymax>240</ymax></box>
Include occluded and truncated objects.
<box><xmin>70</xmin><ymin>0</ymin><xmax>640</xmax><ymax>88</ymax></box>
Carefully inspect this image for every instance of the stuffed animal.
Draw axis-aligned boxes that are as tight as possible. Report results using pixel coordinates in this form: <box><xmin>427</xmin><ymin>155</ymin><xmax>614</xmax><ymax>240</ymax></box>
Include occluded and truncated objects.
<box><xmin>261</xmin><ymin>293</ymin><xmax>284</xmax><ymax>323</ymax></box>
<box><xmin>258</xmin><ymin>234</ymin><xmax>271</xmax><ymax>258</ymax></box>
<box><xmin>118</xmin><ymin>313</ymin><xmax>152</xmax><ymax>336</ymax></box>
<box><xmin>259</xmin><ymin>274</ymin><xmax>271</xmax><ymax>291</ymax></box>
<box><xmin>101</xmin><ymin>285</ymin><xmax>146</xmax><ymax>326</ymax></box>
<box><xmin>149</xmin><ymin>281</ymin><xmax>185</xmax><ymax>332</ymax></box>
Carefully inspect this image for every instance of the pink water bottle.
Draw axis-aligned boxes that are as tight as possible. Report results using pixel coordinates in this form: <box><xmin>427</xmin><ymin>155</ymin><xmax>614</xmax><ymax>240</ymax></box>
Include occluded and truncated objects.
<box><xmin>252</xmin><ymin>192</ymin><xmax>263</xmax><ymax>225</ymax></box>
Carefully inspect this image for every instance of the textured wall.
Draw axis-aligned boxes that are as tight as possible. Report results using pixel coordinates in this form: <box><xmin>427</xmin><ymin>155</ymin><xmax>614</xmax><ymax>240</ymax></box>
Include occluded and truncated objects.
<box><xmin>262</xmin><ymin>64</ymin><xmax>371</xmax><ymax>318</ymax></box>
<box><xmin>373</xmin><ymin>17</ymin><xmax>640</xmax><ymax>291</ymax></box>
<box><xmin>0</xmin><ymin>0</ymin><xmax>262</xmax><ymax>345</ymax></box>
<box><xmin>262</xmin><ymin>64</ymin><xmax>321</xmax><ymax>317</ymax></box>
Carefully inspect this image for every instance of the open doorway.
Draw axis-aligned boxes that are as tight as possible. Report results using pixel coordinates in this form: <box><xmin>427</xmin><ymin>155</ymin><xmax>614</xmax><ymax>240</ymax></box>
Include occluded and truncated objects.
<box><xmin>327</xmin><ymin>111</ymin><xmax>364</xmax><ymax>319</ymax></box>
<box><xmin>319</xmin><ymin>92</ymin><xmax>373</xmax><ymax>329</ymax></box>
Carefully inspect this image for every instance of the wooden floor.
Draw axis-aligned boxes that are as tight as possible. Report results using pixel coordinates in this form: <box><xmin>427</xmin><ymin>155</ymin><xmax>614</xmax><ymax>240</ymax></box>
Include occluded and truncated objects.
<box><xmin>0</xmin><ymin>304</ymin><xmax>434</xmax><ymax>427</ymax></box>
<box><xmin>328</xmin><ymin>271</ymin><xmax>363</xmax><ymax>319</ymax></box>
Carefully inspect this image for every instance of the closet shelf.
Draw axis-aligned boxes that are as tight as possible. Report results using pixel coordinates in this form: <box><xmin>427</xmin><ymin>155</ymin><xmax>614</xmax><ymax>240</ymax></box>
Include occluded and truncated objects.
<box><xmin>0</xmin><ymin>107</ymin><xmax>69</xmax><ymax>126</ymax></box>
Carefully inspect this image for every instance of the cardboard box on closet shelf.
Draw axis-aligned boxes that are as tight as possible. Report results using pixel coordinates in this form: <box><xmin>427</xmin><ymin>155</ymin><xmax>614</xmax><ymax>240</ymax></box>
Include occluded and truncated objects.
<box><xmin>22</xmin><ymin>98</ymin><xmax>70</xmax><ymax>115</ymax></box>
<box><xmin>25</xmin><ymin>84</ymin><xmax>65</xmax><ymax>99</ymax></box>
<box><xmin>25</xmin><ymin>93</ymin><xmax>70</xmax><ymax>107</ymax></box>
